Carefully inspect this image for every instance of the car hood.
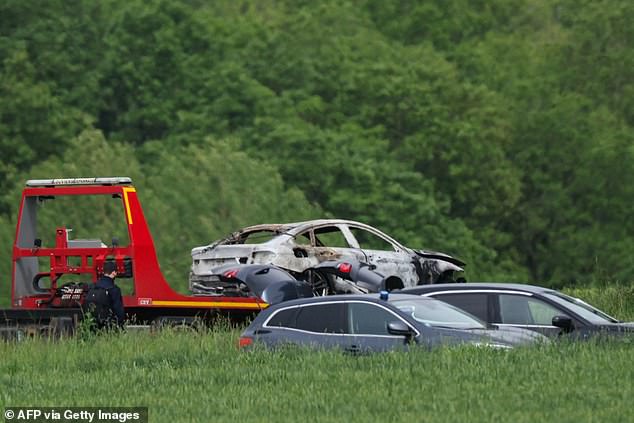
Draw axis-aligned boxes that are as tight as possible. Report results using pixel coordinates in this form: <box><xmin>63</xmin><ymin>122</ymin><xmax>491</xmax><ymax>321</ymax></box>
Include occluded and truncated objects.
<box><xmin>414</xmin><ymin>250</ymin><xmax>466</xmax><ymax>267</ymax></box>
<box><xmin>422</xmin><ymin>327</ymin><xmax>514</xmax><ymax>349</ymax></box>
<box><xmin>468</xmin><ymin>326</ymin><xmax>549</xmax><ymax>346</ymax></box>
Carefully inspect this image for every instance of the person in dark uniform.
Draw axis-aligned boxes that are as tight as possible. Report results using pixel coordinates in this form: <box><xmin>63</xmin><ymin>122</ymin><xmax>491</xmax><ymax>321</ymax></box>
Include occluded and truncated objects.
<box><xmin>84</xmin><ymin>260</ymin><xmax>125</xmax><ymax>329</ymax></box>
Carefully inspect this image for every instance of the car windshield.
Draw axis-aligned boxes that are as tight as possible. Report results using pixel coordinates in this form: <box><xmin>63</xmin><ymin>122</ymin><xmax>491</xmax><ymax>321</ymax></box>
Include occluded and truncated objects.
<box><xmin>543</xmin><ymin>293</ymin><xmax>619</xmax><ymax>324</ymax></box>
<box><xmin>390</xmin><ymin>298</ymin><xmax>486</xmax><ymax>329</ymax></box>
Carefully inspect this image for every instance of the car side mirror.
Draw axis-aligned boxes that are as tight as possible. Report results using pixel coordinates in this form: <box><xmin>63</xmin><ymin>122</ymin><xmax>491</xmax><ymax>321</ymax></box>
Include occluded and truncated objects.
<box><xmin>552</xmin><ymin>315</ymin><xmax>573</xmax><ymax>332</ymax></box>
<box><xmin>387</xmin><ymin>321</ymin><xmax>413</xmax><ymax>338</ymax></box>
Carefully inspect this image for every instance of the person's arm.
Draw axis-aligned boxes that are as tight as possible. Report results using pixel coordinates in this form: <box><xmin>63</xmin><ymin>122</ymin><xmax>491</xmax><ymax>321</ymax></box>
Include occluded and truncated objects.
<box><xmin>109</xmin><ymin>286</ymin><xmax>125</xmax><ymax>325</ymax></box>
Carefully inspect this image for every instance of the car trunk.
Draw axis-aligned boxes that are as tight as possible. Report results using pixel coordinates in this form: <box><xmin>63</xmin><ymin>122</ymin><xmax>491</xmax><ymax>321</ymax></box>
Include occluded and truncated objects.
<box><xmin>191</xmin><ymin>245</ymin><xmax>258</xmax><ymax>275</ymax></box>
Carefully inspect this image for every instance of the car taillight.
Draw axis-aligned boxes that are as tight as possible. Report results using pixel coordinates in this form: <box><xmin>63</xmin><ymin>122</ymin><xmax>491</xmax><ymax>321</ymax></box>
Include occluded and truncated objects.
<box><xmin>223</xmin><ymin>269</ymin><xmax>239</xmax><ymax>279</ymax></box>
<box><xmin>337</xmin><ymin>262</ymin><xmax>352</xmax><ymax>273</ymax></box>
<box><xmin>238</xmin><ymin>336</ymin><xmax>253</xmax><ymax>348</ymax></box>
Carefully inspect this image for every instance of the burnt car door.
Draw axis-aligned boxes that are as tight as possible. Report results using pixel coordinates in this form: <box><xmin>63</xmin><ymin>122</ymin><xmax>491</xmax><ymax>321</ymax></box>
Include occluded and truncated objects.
<box><xmin>346</xmin><ymin>225</ymin><xmax>416</xmax><ymax>288</ymax></box>
<box><xmin>345</xmin><ymin>301</ymin><xmax>415</xmax><ymax>353</ymax></box>
<box><xmin>289</xmin><ymin>225</ymin><xmax>356</xmax><ymax>263</ymax></box>
<box><xmin>308</xmin><ymin>225</ymin><xmax>365</xmax><ymax>262</ymax></box>
<box><xmin>293</xmin><ymin>225</ymin><xmax>366</xmax><ymax>293</ymax></box>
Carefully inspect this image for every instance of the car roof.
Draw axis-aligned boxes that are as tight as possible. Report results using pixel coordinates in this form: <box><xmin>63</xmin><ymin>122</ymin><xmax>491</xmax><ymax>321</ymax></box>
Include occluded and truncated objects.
<box><xmin>234</xmin><ymin>219</ymin><xmax>382</xmax><ymax>235</ymax></box>
<box><xmin>399</xmin><ymin>282</ymin><xmax>558</xmax><ymax>295</ymax></box>
<box><xmin>263</xmin><ymin>292</ymin><xmax>434</xmax><ymax>310</ymax></box>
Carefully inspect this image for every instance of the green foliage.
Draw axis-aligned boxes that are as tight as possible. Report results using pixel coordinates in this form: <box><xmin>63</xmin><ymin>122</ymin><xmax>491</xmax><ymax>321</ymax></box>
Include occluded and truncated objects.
<box><xmin>0</xmin><ymin>0</ymin><xmax>633</xmax><ymax>297</ymax></box>
<box><xmin>365</xmin><ymin>0</ymin><xmax>527</xmax><ymax>49</ymax></box>
<box><xmin>0</xmin><ymin>214</ymin><xmax>12</xmax><ymax>307</ymax></box>
<box><xmin>555</xmin><ymin>0</ymin><xmax>634</xmax><ymax>125</ymax></box>
<box><xmin>0</xmin><ymin>47</ymin><xmax>89</xmax><ymax>213</ymax></box>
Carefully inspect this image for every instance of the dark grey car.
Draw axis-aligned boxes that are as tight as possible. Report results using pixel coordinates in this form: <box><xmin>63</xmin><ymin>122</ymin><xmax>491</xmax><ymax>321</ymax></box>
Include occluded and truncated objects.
<box><xmin>400</xmin><ymin>283</ymin><xmax>634</xmax><ymax>339</ymax></box>
<box><xmin>238</xmin><ymin>294</ymin><xmax>547</xmax><ymax>352</ymax></box>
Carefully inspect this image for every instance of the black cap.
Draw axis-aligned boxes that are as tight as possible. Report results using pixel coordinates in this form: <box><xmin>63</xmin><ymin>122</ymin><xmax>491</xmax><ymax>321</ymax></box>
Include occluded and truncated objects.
<box><xmin>103</xmin><ymin>261</ymin><xmax>117</xmax><ymax>274</ymax></box>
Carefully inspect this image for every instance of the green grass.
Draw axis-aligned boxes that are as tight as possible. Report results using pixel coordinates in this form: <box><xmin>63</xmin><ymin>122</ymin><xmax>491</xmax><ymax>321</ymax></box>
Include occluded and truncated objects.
<box><xmin>1</xmin><ymin>329</ymin><xmax>633</xmax><ymax>423</ymax></box>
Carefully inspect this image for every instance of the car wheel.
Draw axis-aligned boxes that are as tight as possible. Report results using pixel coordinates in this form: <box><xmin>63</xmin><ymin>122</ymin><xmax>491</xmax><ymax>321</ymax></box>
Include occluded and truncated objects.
<box><xmin>301</xmin><ymin>270</ymin><xmax>334</xmax><ymax>296</ymax></box>
<box><xmin>384</xmin><ymin>276</ymin><xmax>404</xmax><ymax>291</ymax></box>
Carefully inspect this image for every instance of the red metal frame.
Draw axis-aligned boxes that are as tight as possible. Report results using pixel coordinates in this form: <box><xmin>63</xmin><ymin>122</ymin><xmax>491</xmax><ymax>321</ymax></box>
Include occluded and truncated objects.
<box><xmin>11</xmin><ymin>183</ymin><xmax>266</xmax><ymax>311</ymax></box>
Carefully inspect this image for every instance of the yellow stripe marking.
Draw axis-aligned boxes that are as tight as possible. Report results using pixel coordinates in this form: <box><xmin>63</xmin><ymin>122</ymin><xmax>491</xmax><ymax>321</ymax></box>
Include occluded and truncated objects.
<box><xmin>152</xmin><ymin>300</ymin><xmax>269</xmax><ymax>309</ymax></box>
<box><xmin>122</xmin><ymin>187</ymin><xmax>136</xmax><ymax>224</ymax></box>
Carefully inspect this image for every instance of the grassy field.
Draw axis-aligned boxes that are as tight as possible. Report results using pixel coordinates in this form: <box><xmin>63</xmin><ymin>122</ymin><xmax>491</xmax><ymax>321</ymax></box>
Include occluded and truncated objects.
<box><xmin>1</xmin><ymin>285</ymin><xmax>633</xmax><ymax>423</ymax></box>
<box><xmin>1</xmin><ymin>330</ymin><xmax>633</xmax><ymax>423</ymax></box>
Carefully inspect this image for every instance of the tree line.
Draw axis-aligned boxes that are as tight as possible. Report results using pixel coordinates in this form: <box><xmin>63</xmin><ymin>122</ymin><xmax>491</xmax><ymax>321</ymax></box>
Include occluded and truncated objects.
<box><xmin>1</xmin><ymin>0</ymin><xmax>632</xmax><ymax>303</ymax></box>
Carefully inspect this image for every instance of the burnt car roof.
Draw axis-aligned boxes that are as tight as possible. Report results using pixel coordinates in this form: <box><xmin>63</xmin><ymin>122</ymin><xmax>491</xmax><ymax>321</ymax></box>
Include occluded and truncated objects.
<box><xmin>399</xmin><ymin>282</ymin><xmax>557</xmax><ymax>295</ymax></box>
<box><xmin>233</xmin><ymin>219</ymin><xmax>387</xmax><ymax>235</ymax></box>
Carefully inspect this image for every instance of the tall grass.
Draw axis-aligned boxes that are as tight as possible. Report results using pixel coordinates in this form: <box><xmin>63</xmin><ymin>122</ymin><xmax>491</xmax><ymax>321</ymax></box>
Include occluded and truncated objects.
<box><xmin>1</xmin><ymin>328</ymin><xmax>633</xmax><ymax>423</ymax></box>
<box><xmin>563</xmin><ymin>285</ymin><xmax>634</xmax><ymax>321</ymax></box>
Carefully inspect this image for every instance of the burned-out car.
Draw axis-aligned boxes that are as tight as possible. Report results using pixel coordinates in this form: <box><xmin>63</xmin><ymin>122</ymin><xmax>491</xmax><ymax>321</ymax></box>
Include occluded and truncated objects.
<box><xmin>190</xmin><ymin>219</ymin><xmax>465</xmax><ymax>295</ymax></box>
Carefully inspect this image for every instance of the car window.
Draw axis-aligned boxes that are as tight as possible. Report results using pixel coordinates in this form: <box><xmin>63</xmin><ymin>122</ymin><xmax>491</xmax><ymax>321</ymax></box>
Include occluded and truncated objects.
<box><xmin>294</xmin><ymin>230</ymin><xmax>313</xmax><ymax>246</ymax></box>
<box><xmin>241</xmin><ymin>230</ymin><xmax>276</xmax><ymax>244</ymax></box>
<box><xmin>499</xmin><ymin>294</ymin><xmax>564</xmax><ymax>325</ymax></box>
<box><xmin>543</xmin><ymin>292</ymin><xmax>618</xmax><ymax>324</ymax></box>
<box><xmin>266</xmin><ymin>307</ymin><xmax>298</xmax><ymax>327</ymax></box>
<box><xmin>313</xmin><ymin>226</ymin><xmax>350</xmax><ymax>248</ymax></box>
<box><xmin>348</xmin><ymin>227</ymin><xmax>396</xmax><ymax>251</ymax></box>
<box><xmin>294</xmin><ymin>303</ymin><xmax>348</xmax><ymax>333</ymax></box>
<box><xmin>432</xmin><ymin>293</ymin><xmax>489</xmax><ymax>322</ymax></box>
<box><xmin>348</xmin><ymin>302</ymin><xmax>400</xmax><ymax>335</ymax></box>
<box><xmin>391</xmin><ymin>298</ymin><xmax>485</xmax><ymax>329</ymax></box>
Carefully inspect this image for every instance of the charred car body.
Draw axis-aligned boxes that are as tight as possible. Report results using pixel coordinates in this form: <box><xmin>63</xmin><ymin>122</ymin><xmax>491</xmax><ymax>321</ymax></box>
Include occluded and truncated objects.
<box><xmin>190</xmin><ymin>219</ymin><xmax>465</xmax><ymax>296</ymax></box>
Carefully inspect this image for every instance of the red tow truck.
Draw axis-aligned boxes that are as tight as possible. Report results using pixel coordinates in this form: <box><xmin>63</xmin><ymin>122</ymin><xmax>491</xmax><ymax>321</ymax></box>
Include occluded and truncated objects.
<box><xmin>1</xmin><ymin>177</ymin><xmax>268</xmax><ymax>338</ymax></box>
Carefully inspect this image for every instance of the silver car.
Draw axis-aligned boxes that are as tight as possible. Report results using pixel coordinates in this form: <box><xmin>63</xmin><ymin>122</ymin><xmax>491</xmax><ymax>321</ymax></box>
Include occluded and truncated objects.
<box><xmin>190</xmin><ymin>219</ymin><xmax>465</xmax><ymax>295</ymax></box>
